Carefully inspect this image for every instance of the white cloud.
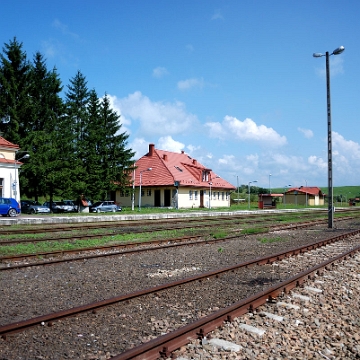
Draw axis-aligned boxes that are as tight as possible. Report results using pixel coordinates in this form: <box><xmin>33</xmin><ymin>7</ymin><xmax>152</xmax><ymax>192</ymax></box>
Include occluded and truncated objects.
<box><xmin>308</xmin><ymin>155</ymin><xmax>327</xmax><ymax>169</ymax></box>
<box><xmin>129</xmin><ymin>138</ymin><xmax>149</xmax><ymax>160</ymax></box>
<box><xmin>205</xmin><ymin>116</ymin><xmax>287</xmax><ymax>146</ymax></box>
<box><xmin>106</xmin><ymin>95</ymin><xmax>132</xmax><ymax>134</ymax></box>
<box><xmin>333</xmin><ymin>131</ymin><xmax>360</xmax><ymax>160</ymax></box>
<box><xmin>111</xmin><ymin>91</ymin><xmax>198</xmax><ymax>136</ymax></box>
<box><xmin>152</xmin><ymin>66</ymin><xmax>169</xmax><ymax>78</ymax></box>
<box><xmin>177</xmin><ymin>78</ymin><xmax>204</xmax><ymax>91</ymax></box>
<box><xmin>157</xmin><ymin>136</ymin><xmax>184</xmax><ymax>153</ymax></box>
<box><xmin>298</xmin><ymin>127</ymin><xmax>314</xmax><ymax>139</ymax></box>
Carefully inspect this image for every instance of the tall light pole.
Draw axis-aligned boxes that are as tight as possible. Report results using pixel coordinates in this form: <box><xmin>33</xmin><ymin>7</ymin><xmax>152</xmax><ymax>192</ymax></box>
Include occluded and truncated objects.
<box><xmin>138</xmin><ymin>168</ymin><xmax>152</xmax><ymax>211</ymax></box>
<box><xmin>248</xmin><ymin>180</ymin><xmax>257</xmax><ymax>210</ymax></box>
<box><xmin>284</xmin><ymin>184</ymin><xmax>291</xmax><ymax>207</ymax></box>
<box><xmin>209</xmin><ymin>182</ymin><xmax>212</xmax><ymax>209</ymax></box>
<box><xmin>313</xmin><ymin>45</ymin><xmax>345</xmax><ymax>228</ymax></box>
<box><xmin>13</xmin><ymin>153</ymin><xmax>30</xmax><ymax>201</ymax></box>
<box><xmin>131</xmin><ymin>166</ymin><xmax>135</xmax><ymax>211</ymax></box>
<box><xmin>269</xmin><ymin>174</ymin><xmax>272</xmax><ymax>194</ymax></box>
<box><xmin>237</xmin><ymin>176</ymin><xmax>239</xmax><ymax>205</ymax></box>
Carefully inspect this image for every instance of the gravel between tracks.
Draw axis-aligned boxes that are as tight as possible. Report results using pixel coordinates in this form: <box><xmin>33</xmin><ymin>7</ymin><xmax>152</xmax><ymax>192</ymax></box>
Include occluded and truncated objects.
<box><xmin>0</xmin><ymin>218</ymin><xmax>360</xmax><ymax>359</ymax></box>
<box><xmin>171</xmin><ymin>253</ymin><xmax>360</xmax><ymax>360</ymax></box>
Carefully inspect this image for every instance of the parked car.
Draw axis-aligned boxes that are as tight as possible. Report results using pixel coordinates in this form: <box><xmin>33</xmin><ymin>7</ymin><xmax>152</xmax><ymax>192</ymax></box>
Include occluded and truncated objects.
<box><xmin>89</xmin><ymin>201</ymin><xmax>122</xmax><ymax>213</ymax></box>
<box><xmin>43</xmin><ymin>201</ymin><xmax>74</xmax><ymax>213</ymax></box>
<box><xmin>62</xmin><ymin>200</ymin><xmax>77</xmax><ymax>212</ymax></box>
<box><xmin>20</xmin><ymin>200</ymin><xmax>51</xmax><ymax>214</ymax></box>
<box><xmin>0</xmin><ymin>197</ymin><xmax>21</xmax><ymax>217</ymax></box>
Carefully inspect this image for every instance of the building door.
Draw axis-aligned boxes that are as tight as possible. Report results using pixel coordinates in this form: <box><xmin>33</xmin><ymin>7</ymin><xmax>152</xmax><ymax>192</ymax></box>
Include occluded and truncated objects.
<box><xmin>154</xmin><ymin>190</ymin><xmax>161</xmax><ymax>207</ymax></box>
<box><xmin>200</xmin><ymin>190</ymin><xmax>204</xmax><ymax>207</ymax></box>
<box><xmin>164</xmin><ymin>189</ymin><xmax>171</xmax><ymax>207</ymax></box>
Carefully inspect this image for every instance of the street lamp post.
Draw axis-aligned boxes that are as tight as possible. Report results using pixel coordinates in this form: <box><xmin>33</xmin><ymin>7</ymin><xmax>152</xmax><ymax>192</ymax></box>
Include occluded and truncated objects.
<box><xmin>313</xmin><ymin>45</ymin><xmax>345</xmax><ymax>228</ymax></box>
<box><xmin>248</xmin><ymin>180</ymin><xmax>257</xmax><ymax>210</ymax></box>
<box><xmin>131</xmin><ymin>167</ymin><xmax>135</xmax><ymax>211</ymax></box>
<box><xmin>138</xmin><ymin>168</ymin><xmax>152</xmax><ymax>211</ymax></box>
<box><xmin>13</xmin><ymin>153</ymin><xmax>30</xmax><ymax>201</ymax></box>
<box><xmin>269</xmin><ymin>174</ymin><xmax>272</xmax><ymax>194</ymax></box>
<box><xmin>236</xmin><ymin>176</ymin><xmax>239</xmax><ymax>205</ymax></box>
<box><xmin>209</xmin><ymin>182</ymin><xmax>212</xmax><ymax>209</ymax></box>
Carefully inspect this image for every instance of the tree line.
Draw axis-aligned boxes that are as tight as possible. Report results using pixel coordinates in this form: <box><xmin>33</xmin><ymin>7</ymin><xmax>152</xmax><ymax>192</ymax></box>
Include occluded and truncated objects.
<box><xmin>0</xmin><ymin>37</ymin><xmax>135</xmax><ymax>203</ymax></box>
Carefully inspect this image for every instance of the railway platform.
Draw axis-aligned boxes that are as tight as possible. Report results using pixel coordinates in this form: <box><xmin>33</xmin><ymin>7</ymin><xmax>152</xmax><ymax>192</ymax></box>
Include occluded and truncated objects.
<box><xmin>0</xmin><ymin>208</ymin><xmax>292</xmax><ymax>226</ymax></box>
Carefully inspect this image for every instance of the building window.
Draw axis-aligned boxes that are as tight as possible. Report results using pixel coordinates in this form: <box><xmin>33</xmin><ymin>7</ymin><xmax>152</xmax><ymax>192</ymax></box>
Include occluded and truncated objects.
<box><xmin>194</xmin><ymin>191</ymin><xmax>198</xmax><ymax>200</ymax></box>
<box><xmin>141</xmin><ymin>190</ymin><xmax>145</xmax><ymax>197</ymax></box>
<box><xmin>202</xmin><ymin>171</ymin><xmax>209</xmax><ymax>182</ymax></box>
<box><xmin>189</xmin><ymin>190</ymin><xmax>193</xmax><ymax>200</ymax></box>
<box><xmin>226</xmin><ymin>192</ymin><xmax>229</xmax><ymax>200</ymax></box>
<box><xmin>217</xmin><ymin>192</ymin><xmax>220</xmax><ymax>200</ymax></box>
<box><xmin>222</xmin><ymin>192</ymin><xmax>224</xmax><ymax>200</ymax></box>
<box><xmin>146</xmin><ymin>189</ymin><xmax>151</xmax><ymax>196</ymax></box>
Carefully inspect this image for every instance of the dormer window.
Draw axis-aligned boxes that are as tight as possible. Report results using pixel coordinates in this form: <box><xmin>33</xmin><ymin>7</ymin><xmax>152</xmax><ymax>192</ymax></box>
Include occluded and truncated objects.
<box><xmin>202</xmin><ymin>170</ymin><xmax>209</xmax><ymax>182</ymax></box>
<box><xmin>175</xmin><ymin>166</ymin><xmax>183</xmax><ymax>172</ymax></box>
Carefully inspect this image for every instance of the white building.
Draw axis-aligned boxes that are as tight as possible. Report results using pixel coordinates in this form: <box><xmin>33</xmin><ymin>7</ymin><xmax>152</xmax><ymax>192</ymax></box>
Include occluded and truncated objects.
<box><xmin>0</xmin><ymin>136</ymin><xmax>25</xmax><ymax>201</ymax></box>
<box><xmin>118</xmin><ymin>143</ymin><xmax>236</xmax><ymax>209</ymax></box>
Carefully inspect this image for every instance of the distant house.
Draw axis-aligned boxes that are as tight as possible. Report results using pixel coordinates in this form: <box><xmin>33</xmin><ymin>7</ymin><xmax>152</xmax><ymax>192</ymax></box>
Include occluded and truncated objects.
<box><xmin>0</xmin><ymin>136</ymin><xmax>23</xmax><ymax>201</ymax></box>
<box><xmin>118</xmin><ymin>143</ymin><xmax>236</xmax><ymax>209</ymax></box>
<box><xmin>284</xmin><ymin>187</ymin><xmax>325</xmax><ymax>206</ymax></box>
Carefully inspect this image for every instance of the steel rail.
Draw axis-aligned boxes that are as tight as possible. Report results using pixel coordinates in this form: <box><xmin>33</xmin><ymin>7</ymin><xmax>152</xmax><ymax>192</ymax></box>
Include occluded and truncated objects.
<box><xmin>1</xmin><ymin>228</ymin><xmax>359</xmax><ymax>339</ymax></box>
<box><xmin>0</xmin><ymin>208</ymin><xmax>350</xmax><ymax>235</ymax></box>
<box><xmin>0</xmin><ymin>218</ymin><xmax>347</xmax><ymax>270</ymax></box>
<box><xmin>112</xmin><ymin>242</ymin><xmax>360</xmax><ymax>360</ymax></box>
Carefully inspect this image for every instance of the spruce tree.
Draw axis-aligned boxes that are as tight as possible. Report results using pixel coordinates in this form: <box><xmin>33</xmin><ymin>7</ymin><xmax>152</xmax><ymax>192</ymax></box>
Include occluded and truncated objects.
<box><xmin>0</xmin><ymin>37</ymin><xmax>31</xmax><ymax>145</ymax></box>
<box><xmin>64</xmin><ymin>71</ymin><xmax>91</xmax><ymax>198</ymax></box>
<box><xmin>20</xmin><ymin>52</ymin><xmax>66</xmax><ymax>201</ymax></box>
<box><xmin>98</xmin><ymin>93</ymin><xmax>135</xmax><ymax>200</ymax></box>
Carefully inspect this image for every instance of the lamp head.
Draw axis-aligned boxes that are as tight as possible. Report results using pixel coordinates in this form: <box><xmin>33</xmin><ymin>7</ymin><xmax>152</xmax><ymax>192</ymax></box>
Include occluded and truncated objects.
<box><xmin>332</xmin><ymin>46</ymin><xmax>345</xmax><ymax>55</ymax></box>
<box><xmin>313</xmin><ymin>53</ymin><xmax>324</xmax><ymax>58</ymax></box>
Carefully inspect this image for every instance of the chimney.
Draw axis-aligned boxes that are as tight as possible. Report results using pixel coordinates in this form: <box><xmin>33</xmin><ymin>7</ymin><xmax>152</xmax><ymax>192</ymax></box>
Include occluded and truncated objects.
<box><xmin>181</xmin><ymin>150</ymin><xmax>184</xmax><ymax>154</ymax></box>
<box><xmin>163</xmin><ymin>154</ymin><xmax>168</xmax><ymax>161</ymax></box>
<box><xmin>149</xmin><ymin>143</ymin><xmax>155</xmax><ymax>156</ymax></box>
<box><xmin>192</xmin><ymin>159</ymin><xmax>197</xmax><ymax>165</ymax></box>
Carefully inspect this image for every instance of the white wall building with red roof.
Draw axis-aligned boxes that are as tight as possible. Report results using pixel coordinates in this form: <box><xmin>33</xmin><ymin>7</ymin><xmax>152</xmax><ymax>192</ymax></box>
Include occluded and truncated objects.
<box><xmin>118</xmin><ymin>143</ymin><xmax>236</xmax><ymax>209</ymax></box>
<box><xmin>0</xmin><ymin>136</ymin><xmax>23</xmax><ymax>201</ymax></box>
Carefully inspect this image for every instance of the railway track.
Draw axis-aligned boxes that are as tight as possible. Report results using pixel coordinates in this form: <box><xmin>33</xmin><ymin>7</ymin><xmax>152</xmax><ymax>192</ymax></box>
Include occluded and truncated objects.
<box><xmin>0</xmin><ymin>217</ymin><xmax>353</xmax><ymax>270</ymax></box>
<box><xmin>0</xmin><ymin>208</ymin><xmax>355</xmax><ymax>236</ymax></box>
<box><xmin>1</xmin><ymin>228</ymin><xmax>360</xmax><ymax>359</ymax></box>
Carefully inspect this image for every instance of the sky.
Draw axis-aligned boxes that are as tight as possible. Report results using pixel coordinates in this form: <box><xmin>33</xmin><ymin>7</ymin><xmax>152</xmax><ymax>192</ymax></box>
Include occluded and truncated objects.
<box><xmin>2</xmin><ymin>0</ymin><xmax>360</xmax><ymax>190</ymax></box>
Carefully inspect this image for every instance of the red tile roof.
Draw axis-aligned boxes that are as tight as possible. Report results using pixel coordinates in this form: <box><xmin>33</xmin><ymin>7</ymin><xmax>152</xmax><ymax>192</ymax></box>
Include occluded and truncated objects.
<box><xmin>286</xmin><ymin>187</ymin><xmax>323</xmax><ymax>196</ymax></box>
<box><xmin>134</xmin><ymin>144</ymin><xmax>236</xmax><ymax>190</ymax></box>
<box><xmin>0</xmin><ymin>136</ymin><xmax>19</xmax><ymax>150</ymax></box>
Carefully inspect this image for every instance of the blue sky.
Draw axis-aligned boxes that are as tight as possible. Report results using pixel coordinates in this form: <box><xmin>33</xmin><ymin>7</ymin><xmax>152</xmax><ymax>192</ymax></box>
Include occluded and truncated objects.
<box><xmin>2</xmin><ymin>1</ymin><xmax>360</xmax><ymax>190</ymax></box>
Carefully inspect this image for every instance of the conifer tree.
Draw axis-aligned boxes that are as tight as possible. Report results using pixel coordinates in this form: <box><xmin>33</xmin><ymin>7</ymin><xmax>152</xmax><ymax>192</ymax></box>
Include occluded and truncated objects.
<box><xmin>97</xmin><ymin>93</ymin><xmax>135</xmax><ymax>199</ymax></box>
<box><xmin>20</xmin><ymin>52</ymin><xmax>66</xmax><ymax>201</ymax></box>
<box><xmin>0</xmin><ymin>37</ymin><xmax>31</xmax><ymax>145</ymax></box>
<box><xmin>64</xmin><ymin>71</ymin><xmax>91</xmax><ymax>198</ymax></box>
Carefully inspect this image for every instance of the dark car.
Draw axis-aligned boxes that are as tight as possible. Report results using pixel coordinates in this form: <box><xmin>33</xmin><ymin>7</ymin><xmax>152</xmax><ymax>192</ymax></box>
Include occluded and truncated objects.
<box><xmin>0</xmin><ymin>197</ymin><xmax>21</xmax><ymax>217</ymax></box>
<box><xmin>20</xmin><ymin>200</ymin><xmax>51</xmax><ymax>214</ymax></box>
<box><xmin>43</xmin><ymin>201</ymin><xmax>74</xmax><ymax>213</ymax></box>
<box><xmin>89</xmin><ymin>201</ymin><xmax>121</xmax><ymax>213</ymax></box>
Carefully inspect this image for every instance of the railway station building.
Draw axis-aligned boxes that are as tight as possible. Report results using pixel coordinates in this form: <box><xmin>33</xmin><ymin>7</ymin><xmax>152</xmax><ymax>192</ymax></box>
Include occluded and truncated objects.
<box><xmin>0</xmin><ymin>136</ymin><xmax>24</xmax><ymax>201</ymax></box>
<box><xmin>117</xmin><ymin>143</ymin><xmax>236</xmax><ymax>209</ymax></box>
